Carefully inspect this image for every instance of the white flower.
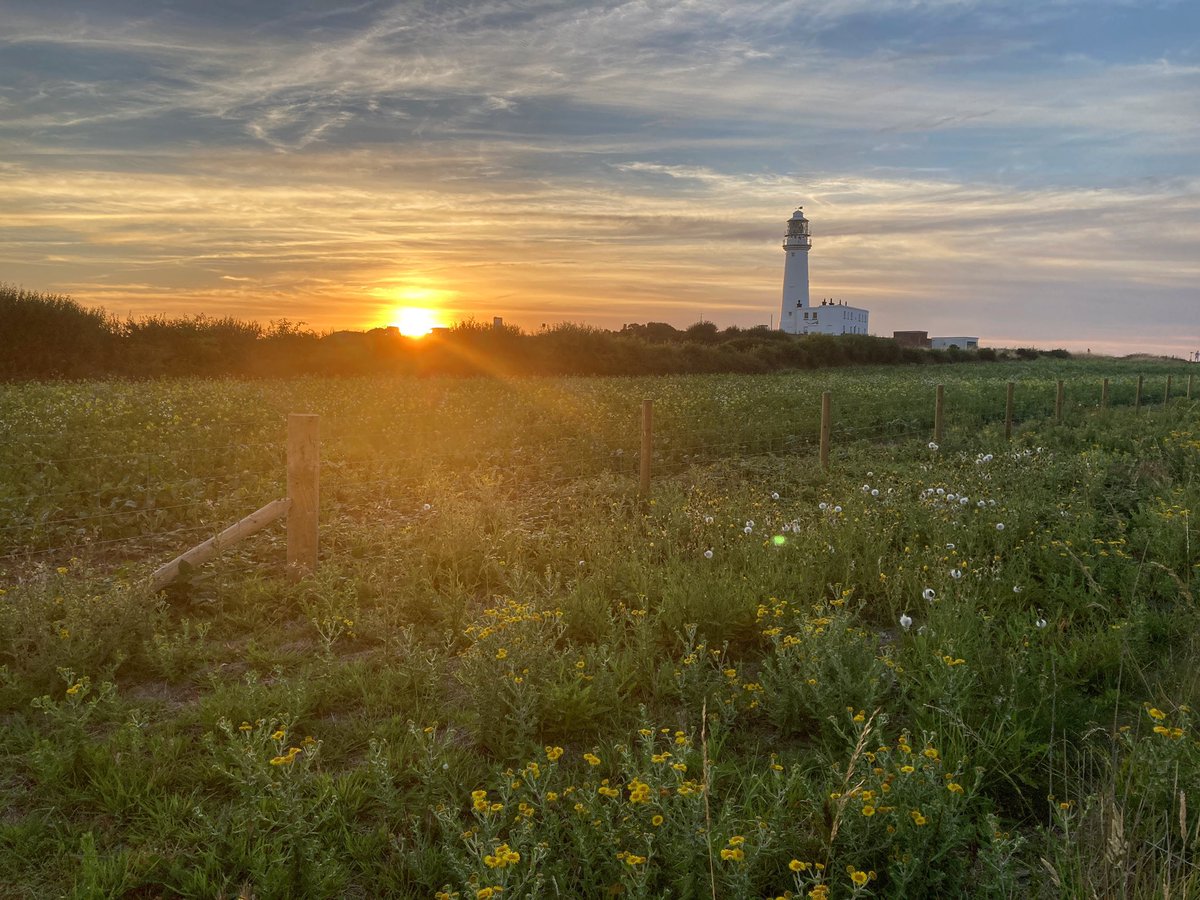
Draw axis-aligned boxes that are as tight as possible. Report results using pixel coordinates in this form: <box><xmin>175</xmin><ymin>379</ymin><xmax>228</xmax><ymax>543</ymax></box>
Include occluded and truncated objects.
<box><xmin>950</xmin><ymin>568</ymin><xmax>963</xmax><ymax>580</ymax></box>
<box><xmin>983</xmin><ymin>454</ymin><xmax>993</xmax><ymax>463</ymax></box>
<box><xmin>936</xmin><ymin>488</ymin><xmax>945</xmax><ymax>495</ymax></box>
<box><xmin>1013</xmin><ymin>585</ymin><xmax>1023</xmax><ymax>593</ymax></box>
<box><xmin>871</xmin><ymin>489</ymin><xmax>880</xmax><ymax>497</ymax></box>
<box><xmin>922</xmin><ymin>587</ymin><xmax>936</xmax><ymax>602</ymax></box>
<box><xmin>746</xmin><ymin>520</ymin><xmax>755</xmax><ymax>528</ymax></box>
<box><xmin>995</xmin><ymin>523</ymin><xmax>1005</xmax><ymax>531</ymax></box>
<box><xmin>928</xmin><ymin>441</ymin><xmax>939</xmax><ymax>451</ymax></box>
<box><xmin>703</xmin><ymin>549</ymin><xmax>713</xmax><ymax>559</ymax></box>
<box><xmin>1035</xmin><ymin>617</ymin><xmax>1047</xmax><ymax>629</ymax></box>
<box><xmin>900</xmin><ymin>613</ymin><xmax>913</xmax><ymax>630</ymax></box>
<box><xmin>960</xmin><ymin>497</ymin><xmax>969</xmax><ymax>506</ymax></box>
<box><xmin>988</xmin><ymin>499</ymin><xmax>997</xmax><ymax>507</ymax></box>
<box><xmin>818</xmin><ymin>502</ymin><xmax>828</xmax><ymax>510</ymax></box>
<box><xmin>771</xmin><ymin>492</ymin><xmax>780</xmax><ymax>500</ymax></box>
<box><xmin>578</xmin><ymin>560</ymin><xmax>586</xmax><ymax>567</ymax></box>
<box><xmin>947</xmin><ymin>493</ymin><xmax>957</xmax><ymax>501</ymax></box>
<box><xmin>744</xmin><ymin>526</ymin><xmax>753</xmax><ymax>534</ymax></box>
<box><xmin>704</xmin><ymin>515</ymin><xmax>714</xmax><ymax>524</ymax></box>
<box><xmin>945</xmin><ymin>542</ymin><xmax>956</xmax><ymax>550</ymax></box>
<box><xmin>422</xmin><ymin>503</ymin><xmax>432</xmax><ymax>511</ymax></box>
<box><xmin>977</xmin><ymin>500</ymin><xmax>986</xmax><ymax>508</ymax></box>
<box><xmin>862</xmin><ymin>484</ymin><xmax>870</xmax><ymax>493</ymax></box>
<box><xmin>833</xmin><ymin>505</ymin><xmax>842</xmax><ymax>513</ymax></box>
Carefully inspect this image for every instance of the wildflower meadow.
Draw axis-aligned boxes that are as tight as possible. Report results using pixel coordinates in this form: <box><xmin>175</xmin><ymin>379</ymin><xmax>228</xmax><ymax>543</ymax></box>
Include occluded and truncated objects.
<box><xmin>0</xmin><ymin>358</ymin><xmax>1197</xmax><ymax>898</ymax></box>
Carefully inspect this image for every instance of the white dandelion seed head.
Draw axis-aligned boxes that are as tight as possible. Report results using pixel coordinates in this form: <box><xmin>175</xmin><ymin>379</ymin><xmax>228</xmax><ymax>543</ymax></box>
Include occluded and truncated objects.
<box><xmin>977</xmin><ymin>500</ymin><xmax>986</xmax><ymax>508</ymax></box>
<box><xmin>703</xmin><ymin>549</ymin><xmax>713</xmax><ymax>559</ymax></box>
<box><xmin>871</xmin><ymin>489</ymin><xmax>880</xmax><ymax>497</ymax></box>
<box><xmin>771</xmin><ymin>492</ymin><xmax>780</xmax><ymax>501</ymax></box>
<box><xmin>983</xmin><ymin>454</ymin><xmax>993</xmax><ymax>463</ymax></box>
<box><xmin>960</xmin><ymin>497</ymin><xmax>969</xmax><ymax>506</ymax></box>
<box><xmin>946</xmin><ymin>493</ymin><xmax>957</xmax><ymax>501</ymax></box>
<box><xmin>936</xmin><ymin>488</ymin><xmax>946</xmax><ymax>496</ymax></box>
<box><xmin>945</xmin><ymin>542</ymin><xmax>956</xmax><ymax>550</ymax></box>
<box><xmin>818</xmin><ymin>502</ymin><xmax>828</xmax><ymax>510</ymax></box>
<box><xmin>704</xmin><ymin>515</ymin><xmax>714</xmax><ymax>525</ymax></box>
<box><xmin>922</xmin><ymin>587</ymin><xmax>936</xmax><ymax>602</ymax></box>
<box><xmin>928</xmin><ymin>441</ymin><xmax>939</xmax><ymax>451</ymax></box>
<box><xmin>988</xmin><ymin>499</ymin><xmax>997</xmax><ymax>507</ymax></box>
<box><xmin>833</xmin><ymin>505</ymin><xmax>842</xmax><ymax>513</ymax></box>
<box><xmin>900</xmin><ymin>613</ymin><xmax>913</xmax><ymax>630</ymax></box>
<box><xmin>862</xmin><ymin>484</ymin><xmax>871</xmax><ymax>493</ymax></box>
<box><xmin>1035</xmin><ymin>617</ymin><xmax>1047</xmax><ymax>629</ymax></box>
<box><xmin>746</xmin><ymin>520</ymin><xmax>755</xmax><ymax>528</ymax></box>
<box><xmin>996</xmin><ymin>522</ymin><xmax>1005</xmax><ymax>531</ymax></box>
<box><xmin>744</xmin><ymin>526</ymin><xmax>753</xmax><ymax>534</ymax></box>
<box><xmin>1013</xmin><ymin>585</ymin><xmax>1023</xmax><ymax>593</ymax></box>
<box><xmin>422</xmin><ymin>503</ymin><xmax>432</xmax><ymax>511</ymax></box>
<box><xmin>951</xmin><ymin>568</ymin><xmax>964</xmax><ymax>580</ymax></box>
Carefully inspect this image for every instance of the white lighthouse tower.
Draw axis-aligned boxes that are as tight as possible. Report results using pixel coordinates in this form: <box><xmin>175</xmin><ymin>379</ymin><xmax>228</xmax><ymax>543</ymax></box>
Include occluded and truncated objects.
<box><xmin>779</xmin><ymin>208</ymin><xmax>811</xmax><ymax>330</ymax></box>
<box><xmin>778</xmin><ymin>206</ymin><xmax>869</xmax><ymax>336</ymax></box>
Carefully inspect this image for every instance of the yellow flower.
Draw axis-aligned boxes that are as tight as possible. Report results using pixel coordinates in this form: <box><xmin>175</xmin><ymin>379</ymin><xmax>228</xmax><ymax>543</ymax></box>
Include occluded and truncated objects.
<box><xmin>270</xmin><ymin>729</ymin><xmax>286</xmax><ymax>741</ymax></box>
<box><xmin>1148</xmin><ymin>707</ymin><xmax>1167</xmax><ymax>720</ymax></box>
<box><xmin>899</xmin><ymin>765</ymin><xmax>915</xmax><ymax>774</ymax></box>
<box><xmin>495</xmin><ymin>648</ymin><xmax>507</xmax><ymax>660</ymax></box>
<box><xmin>476</xmin><ymin>887</ymin><xmax>502</xmax><ymax>899</ymax></box>
<box><xmin>947</xmin><ymin>783</ymin><xmax>964</xmax><ymax>794</ymax></box>
<box><xmin>923</xmin><ymin>747</ymin><xmax>939</xmax><ymax>760</ymax></box>
<box><xmin>651</xmin><ymin>814</ymin><xmax>664</xmax><ymax>826</ymax></box>
<box><xmin>789</xmin><ymin>859</ymin><xmax>808</xmax><ymax>872</ymax></box>
<box><xmin>545</xmin><ymin>745</ymin><xmax>564</xmax><ymax>761</ymax></box>
<box><xmin>910</xmin><ymin>810</ymin><xmax>928</xmax><ymax>826</ymax></box>
<box><xmin>719</xmin><ymin>847</ymin><xmax>744</xmax><ymax>861</ymax></box>
<box><xmin>728</xmin><ymin>835</ymin><xmax>745</xmax><ymax>846</ymax></box>
<box><xmin>584</xmin><ymin>752</ymin><xmax>601</xmax><ymax>766</ymax></box>
<box><xmin>849</xmin><ymin>869</ymin><xmax>869</xmax><ymax>887</ymax></box>
<box><xmin>861</xmin><ymin>805</ymin><xmax>876</xmax><ymax>817</ymax></box>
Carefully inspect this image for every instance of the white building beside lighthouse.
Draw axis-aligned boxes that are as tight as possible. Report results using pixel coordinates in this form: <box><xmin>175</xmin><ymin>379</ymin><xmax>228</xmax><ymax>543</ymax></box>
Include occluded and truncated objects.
<box><xmin>778</xmin><ymin>208</ymin><xmax>869</xmax><ymax>336</ymax></box>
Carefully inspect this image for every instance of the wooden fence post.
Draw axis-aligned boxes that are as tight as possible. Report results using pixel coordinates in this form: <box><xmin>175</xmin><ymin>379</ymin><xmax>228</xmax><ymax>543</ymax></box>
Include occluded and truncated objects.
<box><xmin>639</xmin><ymin>399</ymin><xmax>653</xmax><ymax>495</ymax></box>
<box><xmin>1055</xmin><ymin>380</ymin><xmax>1064</xmax><ymax>423</ymax></box>
<box><xmin>934</xmin><ymin>384</ymin><xmax>944</xmax><ymax>444</ymax></box>
<box><xmin>820</xmin><ymin>391</ymin><xmax>832</xmax><ymax>471</ymax></box>
<box><xmin>1164</xmin><ymin>375</ymin><xmax>1172</xmax><ymax>405</ymax></box>
<box><xmin>1135</xmin><ymin>375</ymin><xmax>1143</xmax><ymax>413</ymax></box>
<box><xmin>1005</xmin><ymin>382</ymin><xmax>1015</xmax><ymax>441</ymax></box>
<box><xmin>287</xmin><ymin>413</ymin><xmax>319</xmax><ymax>580</ymax></box>
<box><xmin>1101</xmin><ymin>378</ymin><xmax>1109</xmax><ymax>409</ymax></box>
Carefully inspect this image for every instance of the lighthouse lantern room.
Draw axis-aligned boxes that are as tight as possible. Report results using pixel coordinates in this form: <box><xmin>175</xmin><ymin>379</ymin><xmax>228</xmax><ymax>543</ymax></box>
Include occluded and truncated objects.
<box><xmin>778</xmin><ymin>207</ymin><xmax>869</xmax><ymax>336</ymax></box>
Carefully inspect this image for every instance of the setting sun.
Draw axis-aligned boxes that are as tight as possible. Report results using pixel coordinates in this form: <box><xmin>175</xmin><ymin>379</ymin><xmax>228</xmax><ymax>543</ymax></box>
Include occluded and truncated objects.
<box><xmin>390</xmin><ymin>306</ymin><xmax>443</xmax><ymax>338</ymax></box>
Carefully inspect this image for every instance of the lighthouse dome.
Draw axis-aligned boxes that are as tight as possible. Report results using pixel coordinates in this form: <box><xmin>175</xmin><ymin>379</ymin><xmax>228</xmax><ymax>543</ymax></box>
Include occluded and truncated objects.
<box><xmin>790</xmin><ymin>208</ymin><xmax>807</xmax><ymax>220</ymax></box>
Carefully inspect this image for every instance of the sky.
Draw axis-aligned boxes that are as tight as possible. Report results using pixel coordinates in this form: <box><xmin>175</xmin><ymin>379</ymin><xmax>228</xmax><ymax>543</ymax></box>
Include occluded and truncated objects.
<box><xmin>2</xmin><ymin>0</ymin><xmax>1198</xmax><ymax>356</ymax></box>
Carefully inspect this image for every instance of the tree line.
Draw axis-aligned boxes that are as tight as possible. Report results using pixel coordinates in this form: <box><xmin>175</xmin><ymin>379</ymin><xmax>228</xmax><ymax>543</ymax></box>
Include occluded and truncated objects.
<box><xmin>2</xmin><ymin>284</ymin><xmax>1051</xmax><ymax>380</ymax></box>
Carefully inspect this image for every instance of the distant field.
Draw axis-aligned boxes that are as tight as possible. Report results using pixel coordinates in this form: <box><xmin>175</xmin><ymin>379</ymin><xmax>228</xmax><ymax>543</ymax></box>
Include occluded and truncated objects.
<box><xmin>0</xmin><ymin>358</ymin><xmax>1197</xmax><ymax>897</ymax></box>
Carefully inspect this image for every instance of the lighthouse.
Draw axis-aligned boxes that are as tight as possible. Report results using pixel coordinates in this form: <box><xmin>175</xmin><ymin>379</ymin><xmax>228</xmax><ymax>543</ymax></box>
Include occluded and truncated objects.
<box><xmin>778</xmin><ymin>207</ymin><xmax>869</xmax><ymax>336</ymax></box>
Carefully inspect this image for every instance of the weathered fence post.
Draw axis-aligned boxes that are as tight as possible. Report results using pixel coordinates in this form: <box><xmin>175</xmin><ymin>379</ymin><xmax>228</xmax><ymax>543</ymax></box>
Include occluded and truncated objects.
<box><xmin>1164</xmin><ymin>375</ymin><xmax>1172</xmax><ymax>405</ymax></box>
<box><xmin>820</xmin><ymin>391</ymin><xmax>832</xmax><ymax>471</ymax></box>
<box><xmin>1055</xmin><ymin>380</ymin><xmax>1064</xmax><ymax>423</ymax></box>
<box><xmin>639</xmin><ymin>399</ymin><xmax>653</xmax><ymax>495</ymax></box>
<box><xmin>1135</xmin><ymin>375</ymin><xmax>1143</xmax><ymax>413</ymax></box>
<box><xmin>287</xmin><ymin>413</ymin><xmax>319</xmax><ymax>580</ymax></box>
<box><xmin>1101</xmin><ymin>378</ymin><xmax>1109</xmax><ymax>409</ymax></box>
<box><xmin>934</xmin><ymin>384</ymin><xmax>945</xmax><ymax>444</ymax></box>
<box><xmin>1004</xmin><ymin>382</ymin><xmax>1015</xmax><ymax>441</ymax></box>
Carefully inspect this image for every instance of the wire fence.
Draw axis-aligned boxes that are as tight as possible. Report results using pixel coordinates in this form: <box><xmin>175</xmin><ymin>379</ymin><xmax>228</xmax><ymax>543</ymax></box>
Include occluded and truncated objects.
<box><xmin>1</xmin><ymin>371</ymin><xmax>1193</xmax><ymax>578</ymax></box>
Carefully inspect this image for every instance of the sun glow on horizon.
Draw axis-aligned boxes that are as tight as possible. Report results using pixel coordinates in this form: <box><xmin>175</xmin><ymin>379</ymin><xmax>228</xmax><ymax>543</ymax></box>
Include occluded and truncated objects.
<box><xmin>390</xmin><ymin>306</ymin><xmax>444</xmax><ymax>338</ymax></box>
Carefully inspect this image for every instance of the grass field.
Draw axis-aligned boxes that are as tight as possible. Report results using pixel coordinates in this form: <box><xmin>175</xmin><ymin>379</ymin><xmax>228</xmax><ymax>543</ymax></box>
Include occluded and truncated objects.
<box><xmin>1</xmin><ymin>358</ymin><xmax>1197</xmax><ymax>898</ymax></box>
